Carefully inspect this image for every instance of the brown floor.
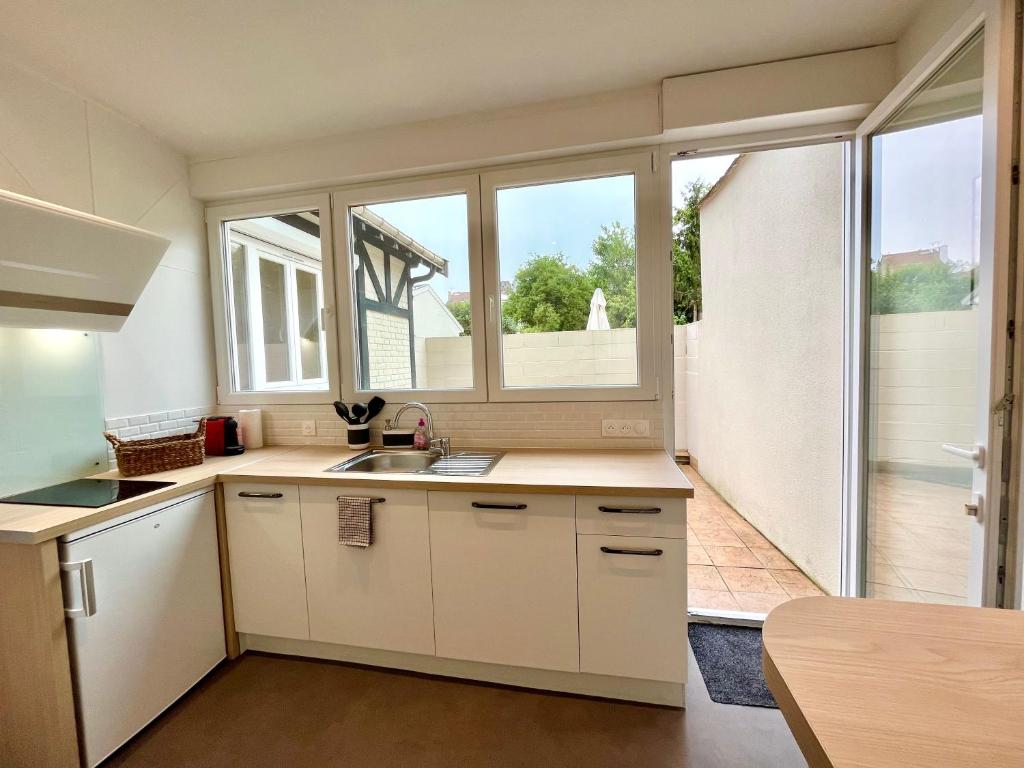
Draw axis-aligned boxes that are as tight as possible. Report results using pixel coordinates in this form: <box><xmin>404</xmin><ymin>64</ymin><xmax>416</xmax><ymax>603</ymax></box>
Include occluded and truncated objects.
<box><xmin>106</xmin><ymin>650</ymin><xmax>805</xmax><ymax>768</ymax></box>
<box><xmin>682</xmin><ymin>466</ymin><xmax>825</xmax><ymax>615</ymax></box>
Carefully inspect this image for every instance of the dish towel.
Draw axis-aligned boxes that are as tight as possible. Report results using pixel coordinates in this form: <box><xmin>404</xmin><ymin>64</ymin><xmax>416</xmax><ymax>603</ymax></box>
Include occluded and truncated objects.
<box><xmin>337</xmin><ymin>496</ymin><xmax>375</xmax><ymax>547</ymax></box>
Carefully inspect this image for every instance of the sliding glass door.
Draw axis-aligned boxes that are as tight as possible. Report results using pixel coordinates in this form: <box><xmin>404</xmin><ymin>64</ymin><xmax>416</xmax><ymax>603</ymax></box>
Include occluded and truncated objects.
<box><xmin>861</xmin><ymin>30</ymin><xmax>997</xmax><ymax>606</ymax></box>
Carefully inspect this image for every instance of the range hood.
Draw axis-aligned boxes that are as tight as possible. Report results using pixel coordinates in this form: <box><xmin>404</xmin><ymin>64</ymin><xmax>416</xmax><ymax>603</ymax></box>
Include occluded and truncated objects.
<box><xmin>0</xmin><ymin>189</ymin><xmax>170</xmax><ymax>332</ymax></box>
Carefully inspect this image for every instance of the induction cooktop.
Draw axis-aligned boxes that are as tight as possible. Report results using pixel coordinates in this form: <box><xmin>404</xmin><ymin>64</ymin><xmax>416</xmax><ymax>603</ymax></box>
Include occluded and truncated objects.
<box><xmin>0</xmin><ymin>478</ymin><xmax>176</xmax><ymax>508</ymax></box>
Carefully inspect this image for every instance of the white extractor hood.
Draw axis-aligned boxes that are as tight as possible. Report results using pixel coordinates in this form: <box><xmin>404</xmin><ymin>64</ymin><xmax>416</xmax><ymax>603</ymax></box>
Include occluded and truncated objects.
<box><xmin>0</xmin><ymin>189</ymin><xmax>171</xmax><ymax>332</ymax></box>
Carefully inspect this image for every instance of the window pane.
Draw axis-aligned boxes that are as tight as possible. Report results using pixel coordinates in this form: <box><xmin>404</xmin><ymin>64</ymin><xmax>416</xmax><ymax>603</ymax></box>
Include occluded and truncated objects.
<box><xmin>864</xmin><ymin>32</ymin><xmax>983</xmax><ymax>605</ymax></box>
<box><xmin>259</xmin><ymin>256</ymin><xmax>290</xmax><ymax>383</ymax></box>
<box><xmin>228</xmin><ymin>242</ymin><xmax>252</xmax><ymax>391</ymax></box>
<box><xmin>348</xmin><ymin>194</ymin><xmax>473</xmax><ymax>390</ymax></box>
<box><xmin>495</xmin><ymin>174</ymin><xmax>638</xmax><ymax>388</ymax></box>
<box><xmin>296</xmin><ymin>269</ymin><xmax>323</xmax><ymax>381</ymax></box>
<box><xmin>223</xmin><ymin>209</ymin><xmax>327</xmax><ymax>392</ymax></box>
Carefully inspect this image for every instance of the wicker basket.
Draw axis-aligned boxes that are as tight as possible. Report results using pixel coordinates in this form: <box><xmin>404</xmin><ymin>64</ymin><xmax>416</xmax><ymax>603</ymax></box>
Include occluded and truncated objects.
<box><xmin>104</xmin><ymin>418</ymin><xmax>207</xmax><ymax>477</ymax></box>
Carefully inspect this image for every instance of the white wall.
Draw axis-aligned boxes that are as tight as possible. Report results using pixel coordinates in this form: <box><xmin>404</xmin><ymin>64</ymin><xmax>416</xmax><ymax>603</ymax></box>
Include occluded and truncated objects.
<box><xmin>691</xmin><ymin>144</ymin><xmax>846</xmax><ymax>593</ymax></box>
<box><xmin>0</xmin><ymin>58</ymin><xmax>216</xmax><ymax>420</ymax></box>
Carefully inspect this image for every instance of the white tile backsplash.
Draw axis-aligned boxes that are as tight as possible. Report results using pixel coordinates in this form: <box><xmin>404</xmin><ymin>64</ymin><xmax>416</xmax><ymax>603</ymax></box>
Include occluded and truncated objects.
<box><xmin>221</xmin><ymin>401</ymin><xmax>665</xmax><ymax>450</ymax></box>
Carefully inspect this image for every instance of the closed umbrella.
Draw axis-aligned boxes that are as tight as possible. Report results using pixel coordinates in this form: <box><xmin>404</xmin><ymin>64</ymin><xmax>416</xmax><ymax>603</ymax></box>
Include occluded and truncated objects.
<box><xmin>586</xmin><ymin>287</ymin><xmax>610</xmax><ymax>331</ymax></box>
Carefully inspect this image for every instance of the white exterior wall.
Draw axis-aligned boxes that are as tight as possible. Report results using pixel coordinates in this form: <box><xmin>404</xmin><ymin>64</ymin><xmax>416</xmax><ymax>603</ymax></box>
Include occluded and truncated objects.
<box><xmin>692</xmin><ymin>143</ymin><xmax>846</xmax><ymax>593</ymax></box>
<box><xmin>0</xmin><ymin>58</ymin><xmax>216</xmax><ymax>420</ymax></box>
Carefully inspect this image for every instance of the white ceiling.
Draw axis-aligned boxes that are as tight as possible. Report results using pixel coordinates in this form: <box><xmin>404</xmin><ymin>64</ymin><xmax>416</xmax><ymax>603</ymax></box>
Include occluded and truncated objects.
<box><xmin>0</xmin><ymin>0</ymin><xmax>926</xmax><ymax>159</ymax></box>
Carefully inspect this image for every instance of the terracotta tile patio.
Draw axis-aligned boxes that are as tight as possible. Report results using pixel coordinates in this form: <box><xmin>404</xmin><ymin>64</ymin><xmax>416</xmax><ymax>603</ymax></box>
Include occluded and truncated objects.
<box><xmin>682</xmin><ymin>465</ymin><xmax>825</xmax><ymax>615</ymax></box>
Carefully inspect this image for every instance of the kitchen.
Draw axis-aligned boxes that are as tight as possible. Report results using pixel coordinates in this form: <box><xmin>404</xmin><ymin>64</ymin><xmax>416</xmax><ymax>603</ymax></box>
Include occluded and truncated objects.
<box><xmin>2</xmin><ymin>2</ymin><xmax>1024</xmax><ymax>768</ymax></box>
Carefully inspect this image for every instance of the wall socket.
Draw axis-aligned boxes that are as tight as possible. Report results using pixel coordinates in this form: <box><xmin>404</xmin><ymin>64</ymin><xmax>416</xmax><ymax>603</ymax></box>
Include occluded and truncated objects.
<box><xmin>601</xmin><ymin>419</ymin><xmax>650</xmax><ymax>438</ymax></box>
<box><xmin>301</xmin><ymin>420</ymin><xmax>317</xmax><ymax>436</ymax></box>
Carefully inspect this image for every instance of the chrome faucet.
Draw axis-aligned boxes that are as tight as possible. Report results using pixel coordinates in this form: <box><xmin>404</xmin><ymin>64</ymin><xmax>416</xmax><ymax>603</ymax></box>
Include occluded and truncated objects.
<box><xmin>392</xmin><ymin>402</ymin><xmax>450</xmax><ymax>456</ymax></box>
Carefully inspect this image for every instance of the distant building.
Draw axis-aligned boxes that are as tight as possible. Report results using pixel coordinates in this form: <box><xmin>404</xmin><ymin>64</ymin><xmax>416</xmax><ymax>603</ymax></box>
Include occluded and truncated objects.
<box><xmin>447</xmin><ymin>281</ymin><xmax>511</xmax><ymax>306</ymax></box>
<box><xmin>878</xmin><ymin>246</ymin><xmax>948</xmax><ymax>275</ymax></box>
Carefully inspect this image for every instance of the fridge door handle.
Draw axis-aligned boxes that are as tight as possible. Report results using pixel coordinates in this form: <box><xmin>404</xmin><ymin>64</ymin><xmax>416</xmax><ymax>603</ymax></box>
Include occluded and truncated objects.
<box><xmin>61</xmin><ymin>559</ymin><xmax>97</xmax><ymax>618</ymax></box>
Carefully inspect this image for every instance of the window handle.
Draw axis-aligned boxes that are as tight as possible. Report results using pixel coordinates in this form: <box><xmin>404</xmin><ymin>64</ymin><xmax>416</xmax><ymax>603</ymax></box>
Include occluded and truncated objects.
<box><xmin>488</xmin><ymin>295</ymin><xmax>496</xmax><ymax>324</ymax></box>
<box><xmin>320</xmin><ymin>306</ymin><xmax>330</xmax><ymax>331</ymax></box>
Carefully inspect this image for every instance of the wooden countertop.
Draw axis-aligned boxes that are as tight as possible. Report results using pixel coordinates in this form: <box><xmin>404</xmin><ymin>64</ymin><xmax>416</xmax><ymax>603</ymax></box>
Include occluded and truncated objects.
<box><xmin>762</xmin><ymin>596</ymin><xmax>1024</xmax><ymax>768</ymax></box>
<box><xmin>0</xmin><ymin>446</ymin><xmax>691</xmax><ymax>544</ymax></box>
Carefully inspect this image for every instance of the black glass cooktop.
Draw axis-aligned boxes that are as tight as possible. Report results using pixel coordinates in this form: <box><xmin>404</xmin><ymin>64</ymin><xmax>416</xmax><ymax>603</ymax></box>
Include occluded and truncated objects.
<box><xmin>0</xmin><ymin>478</ymin><xmax>176</xmax><ymax>508</ymax></box>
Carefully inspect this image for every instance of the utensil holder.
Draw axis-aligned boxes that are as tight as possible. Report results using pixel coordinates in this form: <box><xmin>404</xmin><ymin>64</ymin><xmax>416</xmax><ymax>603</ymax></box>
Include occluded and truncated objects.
<box><xmin>347</xmin><ymin>423</ymin><xmax>370</xmax><ymax>449</ymax></box>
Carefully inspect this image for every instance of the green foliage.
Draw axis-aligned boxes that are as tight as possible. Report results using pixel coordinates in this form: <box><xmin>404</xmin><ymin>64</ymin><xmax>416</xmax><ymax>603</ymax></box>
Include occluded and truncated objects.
<box><xmin>589</xmin><ymin>223</ymin><xmax>637</xmax><ymax>328</ymax></box>
<box><xmin>447</xmin><ymin>300</ymin><xmax>472</xmax><ymax>335</ymax></box>
<box><xmin>502</xmin><ymin>254</ymin><xmax>594</xmax><ymax>332</ymax></box>
<box><xmin>672</xmin><ymin>179</ymin><xmax>710</xmax><ymax>324</ymax></box>
<box><xmin>871</xmin><ymin>262</ymin><xmax>975</xmax><ymax>314</ymax></box>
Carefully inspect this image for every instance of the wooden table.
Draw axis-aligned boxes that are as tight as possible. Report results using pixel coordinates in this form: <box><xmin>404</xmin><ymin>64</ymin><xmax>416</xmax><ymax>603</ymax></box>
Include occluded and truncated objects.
<box><xmin>762</xmin><ymin>596</ymin><xmax>1024</xmax><ymax>768</ymax></box>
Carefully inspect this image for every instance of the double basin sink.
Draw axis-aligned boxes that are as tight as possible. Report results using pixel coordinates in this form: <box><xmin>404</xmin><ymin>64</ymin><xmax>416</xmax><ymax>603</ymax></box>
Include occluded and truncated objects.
<box><xmin>326</xmin><ymin>449</ymin><xmax>504</xmax><ymax>477</ymax></box>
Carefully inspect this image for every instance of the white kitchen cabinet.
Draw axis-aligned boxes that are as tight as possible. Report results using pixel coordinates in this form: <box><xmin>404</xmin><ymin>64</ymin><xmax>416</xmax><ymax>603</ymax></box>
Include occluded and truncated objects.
<box><xmin>223</xmin><ymin>482</ymin><xmax>309</xmax><ymax>640</ymax></box>
<box><xmin>575</xmin><ymin>495</ymin><xmax>686</xmax><ymax>539</ymax></box>
<box><xmin>428</xmin><ymin>491</ymin><xmax>578</xmax><ymax>672</ymax></box>
<box><xmin>300</xmin><ymin>485</ymin><xmax>434</xmax><ymax>655</ymax></box>
<box><xmin>577</xmin><ymin>534</ymin><xmax>686</xmax><ymax>682</ymax></box>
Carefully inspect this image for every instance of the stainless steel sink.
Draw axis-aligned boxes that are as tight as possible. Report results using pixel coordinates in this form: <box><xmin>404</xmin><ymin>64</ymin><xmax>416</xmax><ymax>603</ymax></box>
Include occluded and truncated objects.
<box><xmin>326</xmin><ymin>449</ymin><xmax>503</xmax><ymax>476</ymax></box>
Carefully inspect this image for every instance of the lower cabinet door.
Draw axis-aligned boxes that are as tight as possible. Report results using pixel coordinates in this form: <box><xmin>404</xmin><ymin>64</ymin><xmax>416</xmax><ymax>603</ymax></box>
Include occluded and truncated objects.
<box><xmin>300</xmin><ymin>486</ymin><xmax>435</xmax><ymax>656</ymax></box>
<box><xmin>429</xmin><ymin>491</ymin><xmax>579</xmax><ymax>672</ymax></box>
<box><xmin>223</xmin><ymin>483</ymin><xmax>309</xmax><ymax>640</ymax></box>
<box><xmin>577</xmin><ymin>535</ymin><xmax>686</xmax><ymax>682</ymax></box>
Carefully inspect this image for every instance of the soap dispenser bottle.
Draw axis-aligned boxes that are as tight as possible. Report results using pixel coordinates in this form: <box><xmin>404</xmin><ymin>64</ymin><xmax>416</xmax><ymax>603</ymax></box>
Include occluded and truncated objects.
<box><xmin>413</xmin><ymin>418</ymin><xmax>429</xmax><ymax>450</ymax></box>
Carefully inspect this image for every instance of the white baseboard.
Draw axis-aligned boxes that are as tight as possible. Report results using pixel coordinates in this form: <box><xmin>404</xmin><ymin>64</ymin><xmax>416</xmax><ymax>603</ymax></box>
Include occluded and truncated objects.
<box><xmin>240</xmin><ymin>634</ymin><xmax>685</xmax><ymax>708</ymax></box>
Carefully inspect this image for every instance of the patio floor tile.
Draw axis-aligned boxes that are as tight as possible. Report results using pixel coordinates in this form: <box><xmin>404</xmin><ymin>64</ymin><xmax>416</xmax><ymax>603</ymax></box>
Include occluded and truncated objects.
<box><xmin>717</xmin><ymin>566</ymin><xmax>787</xmax><ymax>595</ymax></box>
<box><xmin>704</xmin><ymin>545</ymin><xmax>762</xmax><ymax>568</ymax></box>
<box><xmin>687</xmin><ymin>545</ymin><xmax>712</xmax><ymax>565</ymax></box>
<box><xmin>687</xmin><ymin>588</ymin><xmax>740</xmax><ymax>612</ymax></box>
<box><xmin>688</xmin><ymin>564</ymin><xmax>728</xmax><ymax>591</ymax></box>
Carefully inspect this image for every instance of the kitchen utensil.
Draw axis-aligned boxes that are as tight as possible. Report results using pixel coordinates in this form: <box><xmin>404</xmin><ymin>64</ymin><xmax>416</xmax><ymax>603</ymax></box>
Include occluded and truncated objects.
<box><xmin>351</xmin><ymin>402</ymin><xmax>368</xmax><ymax>422</ymax></box>
<box><xmin>334</xmin><ymin>401</ymin><xmax>354</xmax><ymax>424</ymax></box>
<box><xmin>365</xmin><ymin>396</ymin><xmax>386</xmax><ymax>423</ymax></box>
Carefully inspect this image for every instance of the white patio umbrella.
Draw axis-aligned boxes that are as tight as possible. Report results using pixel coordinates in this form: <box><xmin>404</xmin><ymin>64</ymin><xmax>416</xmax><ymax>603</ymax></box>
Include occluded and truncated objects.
<box><xmin>586</xmin><ymin>287</ymin><xmax>610</xmax><ymax>331</ymax></box>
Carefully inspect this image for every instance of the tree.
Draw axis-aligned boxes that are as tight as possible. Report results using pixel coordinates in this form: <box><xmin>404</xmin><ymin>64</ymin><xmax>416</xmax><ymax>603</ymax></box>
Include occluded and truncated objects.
<box><xmin>447</xmin><ymin>300</ymin><xmax>472</xmax><ymax>335</ymax></box>
<box><xmin>871</xmin><ymin>262</ymin><xmax>975</xmax><ymax>314</ymax></box>
<box><xmin>672</xmin><ymin>179</ymin><xmax>710</xmax><ymax>323</ymax></box>
<box><xmin>502</xmin><ymin>254</ymin><xmax>594</xmax><ymax>332</ymax></box>
<box><xmin>589</xmin><ymin>223</ymin><xmax>637</xmax><ymax>328</ymax></box>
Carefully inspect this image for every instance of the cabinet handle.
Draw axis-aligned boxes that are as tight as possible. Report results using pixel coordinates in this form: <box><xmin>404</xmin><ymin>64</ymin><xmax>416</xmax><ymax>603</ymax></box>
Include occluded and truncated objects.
<box><xmin>598</xmin><ymin>505</ymin><xmax>661</xmax><ymax>515</ymax></box>
<box><xmin>472</xmin><ymin>502</ymin><xmax>527</xmax><ymax>510</ymax></box>
<box><xmin>238</xmin><ymin>491</ymin><xmax>284</xmax><ymax>499</ymax></box>
<box><xmin>600</xmin><ymin>546</ymin><xmax>663</xmax><ymax>557</ymax></box>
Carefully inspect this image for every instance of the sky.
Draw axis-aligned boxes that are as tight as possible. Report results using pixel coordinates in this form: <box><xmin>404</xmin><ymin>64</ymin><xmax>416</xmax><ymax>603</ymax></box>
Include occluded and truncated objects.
<box><xmin>364</xmin><ymin>119</ymin><xmax>981</xmax><ymax>298</ymax></box>
<box><xmin>365</xmin><ymin>165</ymin><xmax>734</xmax><ymax>297</ymax></box>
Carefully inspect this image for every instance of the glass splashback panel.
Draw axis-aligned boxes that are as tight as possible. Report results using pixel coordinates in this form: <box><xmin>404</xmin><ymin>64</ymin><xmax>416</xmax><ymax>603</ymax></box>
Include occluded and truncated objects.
<box><xmin>0</xmin><ymin>328</ymin><xmax>108</xmax><ymax>497</ymax></box>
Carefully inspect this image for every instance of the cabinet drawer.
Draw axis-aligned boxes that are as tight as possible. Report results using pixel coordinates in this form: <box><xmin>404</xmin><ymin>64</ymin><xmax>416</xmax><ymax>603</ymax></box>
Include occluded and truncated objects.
<box><xmin>223</xmin><ymin>482</ymin><xmax>309</xmax><ymax>640</ymax></box>
<box><xmin>576</xmin><ymin>495</ymin><xmax>685</xmax><ymax>538</ymax></box>
<box><xmin>428</xmin><ymin>491</ymin><xmax>579</xmax><ymax>672</ymax></box>
<box><xmin>577</xmin><ymin>534</ymin><xmax>686</xmax><ymax>682</ymax></box>
<box><xmin>300</xmin><ymin>485</ymin><xmax>434</xmax><ymax>655</ymax></box>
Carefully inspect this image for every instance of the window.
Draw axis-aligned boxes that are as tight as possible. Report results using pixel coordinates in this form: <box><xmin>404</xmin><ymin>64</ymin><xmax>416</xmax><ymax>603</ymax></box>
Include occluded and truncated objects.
<box><xmin>207</xmin><ymin>194</ymin><xmax>339</xmax><ymax>403</ymax></box>
<box><xmin>334</xmin><ymin>176</ymin><xmax>486</xmax><ymax>402</ymax></box>
<box><xmin>208</xmin><ymin>156</ymin><xmax>658</xmax><ymax>406</ymax></box>
<box><xmin>481</xmin><ymin>153</ymin><xmax>658</xmax><ymax>401</ymax></box>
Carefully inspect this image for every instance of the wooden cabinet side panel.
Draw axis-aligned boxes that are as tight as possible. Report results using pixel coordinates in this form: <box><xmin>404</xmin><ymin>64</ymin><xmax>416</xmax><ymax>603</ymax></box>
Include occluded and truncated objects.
<box><xmin>0</xmin><ymin>540</ymin><xmax>80</xmax><ymax>768</ymax></box>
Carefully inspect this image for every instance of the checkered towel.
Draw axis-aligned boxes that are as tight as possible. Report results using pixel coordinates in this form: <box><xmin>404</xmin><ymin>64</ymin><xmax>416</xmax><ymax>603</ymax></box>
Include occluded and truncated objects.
<box><xmin>337</xmin><ymin>496</ymin><xmax>374</xmax><ymax>547</ymax></box>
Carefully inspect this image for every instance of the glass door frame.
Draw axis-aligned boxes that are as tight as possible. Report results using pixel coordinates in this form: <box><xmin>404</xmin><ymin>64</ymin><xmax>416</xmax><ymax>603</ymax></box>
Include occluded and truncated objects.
<box><xmin>846</xmin><ymin>0</ymin><xmax>1020</xmax><ymax>605</ymax></box>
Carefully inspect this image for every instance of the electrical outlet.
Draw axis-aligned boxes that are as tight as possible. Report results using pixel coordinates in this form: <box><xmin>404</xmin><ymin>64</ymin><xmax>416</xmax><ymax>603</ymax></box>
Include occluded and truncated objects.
<box><xmin>602</xmin><ymin>419</ymin><xmax>649</xmax><ymax>438</ymax></box>
<box><xmin>301</xmin><ymin>420</ymin><xmax>317</xmax><ymax>436</ymax></box>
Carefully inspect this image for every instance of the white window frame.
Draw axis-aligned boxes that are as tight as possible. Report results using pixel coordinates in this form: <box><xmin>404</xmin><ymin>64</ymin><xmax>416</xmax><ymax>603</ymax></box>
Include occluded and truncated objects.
<box><xmin>332</xmin><ymin>174</ymin><xmax>488</xmax><ymax>403</ymax></box>
<box><xmin>229</xmin><ymin>232</ymin><xmax>329</xmax><ymax>391</ymax></box>
<box><xmin>480</xmin><ymin>151</ymin><xmax>660</xmax><ymax>402</ymax></box>
<box><xmin>206</xmin><ymin>192</ymin><xmax>340</xmax><ymax>405</ymax></box>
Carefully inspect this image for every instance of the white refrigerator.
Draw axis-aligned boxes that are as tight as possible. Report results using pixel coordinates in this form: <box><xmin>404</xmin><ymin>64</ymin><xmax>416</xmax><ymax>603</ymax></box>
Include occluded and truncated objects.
<box><xmin>60</xmin><ymin>488</ymin><xmax>226</xmax><ymax>767</ymax></box>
